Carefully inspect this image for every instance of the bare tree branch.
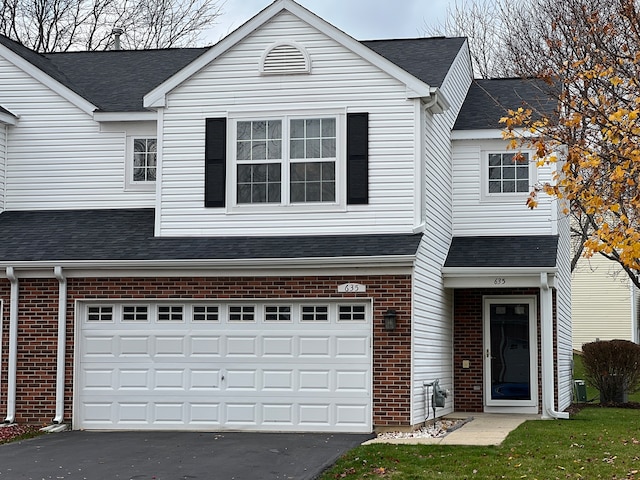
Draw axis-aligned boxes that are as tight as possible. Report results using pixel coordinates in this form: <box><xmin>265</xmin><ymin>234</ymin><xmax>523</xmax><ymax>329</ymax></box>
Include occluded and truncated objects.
<box><xmin>0</xmin><ymin>0</ymin><xmax>224</xmax><ymax>52</ymax></box>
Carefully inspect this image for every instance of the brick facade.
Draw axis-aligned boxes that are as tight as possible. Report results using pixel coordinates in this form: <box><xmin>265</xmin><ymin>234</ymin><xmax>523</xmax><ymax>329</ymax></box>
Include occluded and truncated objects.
<box><xmin>0</xmin><ymin>274</ymin><xmax>412</xmax><ymax>428</ymax></box>
<box><xmin>453</xmin><ymin>288</ymin><xmax>545</xmax><ymax>413</ymax></box>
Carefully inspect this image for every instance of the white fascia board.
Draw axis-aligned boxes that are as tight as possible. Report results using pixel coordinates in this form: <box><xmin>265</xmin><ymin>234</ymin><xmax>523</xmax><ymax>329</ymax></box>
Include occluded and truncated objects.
<box><xmin>442</xmin><ymin>266</ymin><xmax>557</xmax><ymax>289</ymax></box>
<box><xmin>0</xmin><ymin>254</ymin><xmax>416</xmax><ymax>275</ymax></box>
<box><xmin>451</xmin><ymin>127</ymin><xmax>534</xmax><ymax>141</ymax></box>
<box><xmin>144</xmin><ymin>0</ymin><xmax>434</xmax><ymax>108</ymax></box>
<box><xmin>451</xmin><ymin>129</ymin><xmax>505</xmax><ymax>140</ymax></box>
<box><xmin>0</xmin><ymin>111</ymin><xmax>17</xmax><ymax>125</ymax></box>
<box><xmin>93</xmin><ymin>111</ymin><xmax>157</xmax><ymax>122</ymax></box>
<box><xmin>442</xmin><ymin>266</ymin><xmax>558</xmax><ymax>276</ymax></box>
<box><xmin>0</xmin><ymin>45</ymin><xmax>96</xmax><ymax>116</ymax></box>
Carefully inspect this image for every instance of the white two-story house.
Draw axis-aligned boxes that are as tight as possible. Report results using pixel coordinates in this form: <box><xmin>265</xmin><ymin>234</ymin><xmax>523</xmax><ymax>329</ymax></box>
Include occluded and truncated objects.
<box><xmin>0</xmin><ymin>0</ymin><xmax>571</xmax><ymax>432</ymax></box>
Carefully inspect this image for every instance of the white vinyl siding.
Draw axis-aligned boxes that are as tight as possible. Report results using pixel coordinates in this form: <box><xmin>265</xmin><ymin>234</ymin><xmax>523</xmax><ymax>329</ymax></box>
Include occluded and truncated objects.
<box><xmin>0</xmin><ymin>124</ymin><xmax>6</xmax><ymax>212</ymax></box>
<box><xmin>572</xmin><ymin>254</ymin><xmax>635</xmax><ymax>349</ymax></box>
<box><xmin>0</xmin><ymin>57</ymin><xmax>155</xmax><ymax>210</ymax></box>
<box><xmin>411</xmin><ymin>41</ymin><xmax>473</xmax><ymax>424</ymax></box>
<box><xmin>555</xmin><ymin>203</ymin><xmax>573</xmax><ymax>411</ymax></box>
<box><xmin>158</xmin><ymin>11</ymin><xmax>419</xmax><ymax>236</ymax></box>
<box><xmin>452</xmin><ymin>139</ymin><xmax>555</xmax><ymax>236</ymax></box>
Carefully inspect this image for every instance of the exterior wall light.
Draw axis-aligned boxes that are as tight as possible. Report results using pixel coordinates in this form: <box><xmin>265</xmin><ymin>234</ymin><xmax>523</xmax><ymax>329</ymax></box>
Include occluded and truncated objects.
<box><xmin>383</xmin><ymin>309</ymin><xmax>397</xmax><ymax>331</ymax></box>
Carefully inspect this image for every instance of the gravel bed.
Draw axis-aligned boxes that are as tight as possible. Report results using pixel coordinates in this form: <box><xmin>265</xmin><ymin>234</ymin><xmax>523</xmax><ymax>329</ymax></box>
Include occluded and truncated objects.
<box><xmin>376</xmin><ymin>417</ymin><xmax>472</xmax><ymax>439</ymax></box>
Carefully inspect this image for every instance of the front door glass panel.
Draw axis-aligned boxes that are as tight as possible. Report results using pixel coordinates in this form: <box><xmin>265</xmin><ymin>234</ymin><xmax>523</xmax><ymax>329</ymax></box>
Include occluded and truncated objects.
<box><xmin>489</xmin><ymin>303</ymin><xmax>531</xmax><ymax>401</ymax></box>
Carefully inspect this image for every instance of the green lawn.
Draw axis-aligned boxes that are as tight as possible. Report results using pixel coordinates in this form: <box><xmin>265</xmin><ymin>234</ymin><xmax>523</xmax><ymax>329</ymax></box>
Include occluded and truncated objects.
<box><xmin>320</xmin><ymin>408</ymin><xmax>640</xmax><ymax>479</ymax></box>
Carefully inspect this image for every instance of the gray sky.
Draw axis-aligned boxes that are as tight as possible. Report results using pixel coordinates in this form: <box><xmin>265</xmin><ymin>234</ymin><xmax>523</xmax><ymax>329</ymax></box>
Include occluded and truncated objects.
<box><xmin>206</xmin><ymin>0</ymin><xmax>453</xmax><ymax>43</ymax></box>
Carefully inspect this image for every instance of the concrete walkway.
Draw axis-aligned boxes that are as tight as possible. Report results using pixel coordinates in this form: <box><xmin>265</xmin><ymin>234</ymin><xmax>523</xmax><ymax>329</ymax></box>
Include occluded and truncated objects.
<box><xmin>364</xmin><ymin>413</ymin><xmax>539</xmax><ymax>446</ymax></box>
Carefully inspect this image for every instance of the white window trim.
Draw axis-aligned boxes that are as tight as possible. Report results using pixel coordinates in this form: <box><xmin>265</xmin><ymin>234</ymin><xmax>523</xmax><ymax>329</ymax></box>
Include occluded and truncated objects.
<box><xmin>125</xmin><ymin>135</ymin><xmax>157</xmax><ymax>192</ymax></box>
<box><xmin>480</xmin><ymin>149</ymin><xmax>536</xmax><ymax>203</ymax></box>
<box><xmin>226</xmin><ymin>110</ymin><xmax>347</xmax><ymax>214</ymax></box>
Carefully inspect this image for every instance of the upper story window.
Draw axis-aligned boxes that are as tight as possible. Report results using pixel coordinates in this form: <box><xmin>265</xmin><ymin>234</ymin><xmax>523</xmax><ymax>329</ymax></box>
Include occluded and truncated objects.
<box><xmin>235</xmin><ymin>117</ymin><xmax>336</xmax><ymax>205</ymax></box>
<box><xmin>125</xmin><ymin>136</ymin><xmax>157</xmax><ymax>191</ymax></box>
<box><xmin>486</xmin><ymin>151</ymin><xmax>530</xmax><ymax>196</ymax></box>
<box><xmin>204</xmin><ymin>112</ymin><xmax>369</xmax><ymax>210</ymax></box>
<box><xmin>133</xmin><ymin>138</ymin><xmax>157</xmax><ymax>182</ymax></box>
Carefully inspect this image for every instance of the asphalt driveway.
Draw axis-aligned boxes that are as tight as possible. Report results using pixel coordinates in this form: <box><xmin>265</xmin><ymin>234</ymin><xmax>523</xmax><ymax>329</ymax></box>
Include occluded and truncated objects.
<box><xmin>0</xmin><ymin>430</ymin><xmax>373</xmax><ymax>480</ymax></box>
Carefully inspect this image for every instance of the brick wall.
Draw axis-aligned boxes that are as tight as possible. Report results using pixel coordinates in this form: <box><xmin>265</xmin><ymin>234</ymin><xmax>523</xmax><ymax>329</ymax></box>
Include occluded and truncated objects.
<box><xmin>2</xmin><ymin>275</ymin><xmax>412</xmax><ymax>428</ymax></box>
<box><xmin>453</xmin><ymin>288</ymin><xmax>544</xmax><ymax>412</ymax></box>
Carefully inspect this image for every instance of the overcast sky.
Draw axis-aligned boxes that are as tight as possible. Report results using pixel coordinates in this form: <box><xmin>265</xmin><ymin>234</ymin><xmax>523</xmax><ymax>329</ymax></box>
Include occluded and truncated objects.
<box><xmin>206</xmin><ymin>0</ymin><xmax>453</xmax><ymax>43</ymax></box>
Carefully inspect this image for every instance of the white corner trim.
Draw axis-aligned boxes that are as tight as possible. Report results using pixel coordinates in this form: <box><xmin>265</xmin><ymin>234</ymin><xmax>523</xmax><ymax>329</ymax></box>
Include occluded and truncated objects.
<box><xmin>0</xmin><ymin>44</ymin><xmax>96</xmax><ymax>115</ymax></box>
<box><xmin>143</xmin><ymin>0</ymin><xmax>435</xmax><ymax>108</ymax></box>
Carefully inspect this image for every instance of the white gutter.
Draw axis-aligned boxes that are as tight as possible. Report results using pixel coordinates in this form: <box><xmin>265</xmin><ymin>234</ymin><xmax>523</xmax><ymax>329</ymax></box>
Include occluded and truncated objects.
<box><xmin>53</xmin><ymin>267</ymin><xmax>67</xmax><ymax>424</ymax></box>
<box><xmin>4</xmin><ymin>267</ymin><xmax>18</xmax><ymax>424</ymax></box>
<box><xmin>0</xmin><ymin>254</ymin><xmax>416</xmax><ymax>271</ymax></box>
<box><xmin>540</xmin><ymin>272</ymin><xmax>569</xmax><ymax>420</ymax></box>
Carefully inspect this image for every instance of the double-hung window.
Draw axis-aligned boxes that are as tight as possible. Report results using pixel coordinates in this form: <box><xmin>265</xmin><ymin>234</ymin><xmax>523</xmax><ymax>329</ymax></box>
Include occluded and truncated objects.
<box><xmin>204</xmin><ymin>112</ymin><xmax>368</xmax><ymax>209</ymax></box>
<box><xmin>234</xmin><ymin>116</ymin><xmax>337</xmax><ymax>206</ymax></box>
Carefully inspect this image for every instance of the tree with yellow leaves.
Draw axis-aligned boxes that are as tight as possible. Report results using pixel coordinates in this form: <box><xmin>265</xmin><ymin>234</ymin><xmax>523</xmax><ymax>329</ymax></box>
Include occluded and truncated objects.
<box><xmin>502</xmin><ymin>0</ymin><xmax>640</xmax><ymax>288</ymax></box>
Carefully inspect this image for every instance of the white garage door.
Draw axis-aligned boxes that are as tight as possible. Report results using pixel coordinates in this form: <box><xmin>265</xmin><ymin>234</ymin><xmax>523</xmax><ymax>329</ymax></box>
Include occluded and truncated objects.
<box><xmin>76</xmin><ymin>301</ymin><xmax>372</xmax><ymax>432</ymax></box>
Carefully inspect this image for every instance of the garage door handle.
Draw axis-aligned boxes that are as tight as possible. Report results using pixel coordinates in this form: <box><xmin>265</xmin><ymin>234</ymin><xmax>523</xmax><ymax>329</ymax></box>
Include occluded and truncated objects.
<box><xmin>221</xmin><ymin>375</ymin><xmax>225</xmax><ymax>381</ymax></box>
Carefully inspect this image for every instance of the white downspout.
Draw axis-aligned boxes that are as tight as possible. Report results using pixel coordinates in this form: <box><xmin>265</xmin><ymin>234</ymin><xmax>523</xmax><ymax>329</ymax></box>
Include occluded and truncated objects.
<box><xmin>540</xmin><ymin>272</ymin><xmax>569</xmax><ymax>419</ymax></box>
<box><xmin>53</xmin><ymin>266</ymin><xmax>67</xmax><ymax>424</ymax></box>
<box><xmin>5</xmin><ymin>267</ymin><xmax>18</xmax><ymax>424</ymax></box>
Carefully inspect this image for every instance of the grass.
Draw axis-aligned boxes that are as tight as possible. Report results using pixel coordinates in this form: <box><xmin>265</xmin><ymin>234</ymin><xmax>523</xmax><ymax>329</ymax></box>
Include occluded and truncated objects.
<box><xmin>320</xmin><ymin>408</ymin><xmax>640</xmax><ymax>479</ymax></box>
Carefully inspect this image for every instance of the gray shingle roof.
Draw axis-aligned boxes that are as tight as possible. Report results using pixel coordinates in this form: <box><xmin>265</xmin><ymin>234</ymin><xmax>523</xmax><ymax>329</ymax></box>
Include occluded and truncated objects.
<box><xmin>362</xmin><ymin>37</ymin><xmax>467</xmax><ymax>88</ymax></box>
<box><xmin>444</xmin><ymin>235</ymin><xmax>558</xmax><ymax>268</ymax></box>
<box><xmin>0</xmin><ymin>32</ymin><xmax>465</xmax><ymax>112</ymax></box>
<box><xmin>0</xmin><ymin>209</ymin><xmax>422</xmax><ymax>263</ymax></box>
<box><xmin>43</xmin><ymin>48</ymin><xmax>209</xmax><ymax>112</ymax></box>
<box><xmin>453</xmin><ymin>78</ymin><xmax>557</xmax><ymax>130</ymax></box>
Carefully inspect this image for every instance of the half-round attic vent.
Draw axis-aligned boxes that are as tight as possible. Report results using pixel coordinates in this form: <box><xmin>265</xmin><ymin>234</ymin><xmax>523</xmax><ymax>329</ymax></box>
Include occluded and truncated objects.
<box><xmin>260</xmin><ymin>41</ymin><xmax>311</xmax><ymax>75</ymax></box>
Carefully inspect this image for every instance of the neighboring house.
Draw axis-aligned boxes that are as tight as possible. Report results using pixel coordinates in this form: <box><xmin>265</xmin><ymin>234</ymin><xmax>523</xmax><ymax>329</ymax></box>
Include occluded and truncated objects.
<box><xmin>0</xmin><ymin>0</ymin><xmax>572</xmax><ymax>433</ymax></box>
<box><xmin>572</xmin><ymin>253</ymin><xmax>640</xmax><ymax>350</ymax></box>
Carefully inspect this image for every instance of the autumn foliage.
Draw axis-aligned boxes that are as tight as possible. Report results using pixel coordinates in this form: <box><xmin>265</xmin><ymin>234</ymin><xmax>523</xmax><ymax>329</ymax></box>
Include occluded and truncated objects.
<box><xmin>501</xmin><ymin>0</ymin><xmax>640</xmax><ymax>287</ymax></box>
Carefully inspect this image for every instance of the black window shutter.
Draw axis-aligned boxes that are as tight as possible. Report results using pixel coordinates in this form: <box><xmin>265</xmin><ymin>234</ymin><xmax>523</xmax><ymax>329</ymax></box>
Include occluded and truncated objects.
<box><xmin>204</xmin><ymin>117</ymin><xmax>226</xmax><ymax>207</ymax></box>
<box><xmin>347</xmin><ymin>112</ymin><xmax>369</xmax><ymax>204</ymax></box>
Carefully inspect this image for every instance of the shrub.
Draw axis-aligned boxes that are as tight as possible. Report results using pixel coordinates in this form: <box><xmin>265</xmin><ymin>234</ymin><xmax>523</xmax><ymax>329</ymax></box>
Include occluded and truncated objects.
<box><xmin>581</xmin><ymin>339</ymin><xmax>640</xmax><ymax>403</ymax></box>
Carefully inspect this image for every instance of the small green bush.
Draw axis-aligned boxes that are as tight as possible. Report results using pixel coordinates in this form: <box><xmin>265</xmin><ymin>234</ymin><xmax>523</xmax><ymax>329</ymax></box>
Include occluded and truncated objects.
<box><xmin>582</xmin><ymin>339</ymin><xmax>640</xmax><ymax>403</ymax></box>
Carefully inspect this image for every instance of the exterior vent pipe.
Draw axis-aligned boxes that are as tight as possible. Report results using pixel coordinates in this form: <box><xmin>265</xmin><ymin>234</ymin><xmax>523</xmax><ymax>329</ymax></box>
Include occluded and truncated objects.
<box><xmin>112</xmin><ymin>28</ymin><xmax>124</xmax><ymax>50</ymax></box>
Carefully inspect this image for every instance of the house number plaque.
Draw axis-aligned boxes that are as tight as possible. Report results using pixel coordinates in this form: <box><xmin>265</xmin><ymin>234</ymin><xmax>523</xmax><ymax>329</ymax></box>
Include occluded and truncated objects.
<box><xmin>338</xmin><ymin>283</ymin><xmax>366</xmax><ymax>293</ymax></box>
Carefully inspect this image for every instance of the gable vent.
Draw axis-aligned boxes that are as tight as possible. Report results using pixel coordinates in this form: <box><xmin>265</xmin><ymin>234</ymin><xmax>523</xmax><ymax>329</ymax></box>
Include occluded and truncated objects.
<box><xmin>260</xmin><ymin>41</ymin><xmax>311</xmax><ymax>75</ymax></box>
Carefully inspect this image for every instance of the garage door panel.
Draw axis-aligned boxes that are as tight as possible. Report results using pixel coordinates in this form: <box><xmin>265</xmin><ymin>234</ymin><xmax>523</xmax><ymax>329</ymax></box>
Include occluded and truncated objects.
<box><xmin>225</xmin><ymin>369</ymin><xmax>257</xmax><ymax>390</ymax></box>
<box><xmin>225</xmin><ymin>403</ymin><xmax>257</xmax><ymax>424</ymax></box>
<box><xmin>299</xmin><ymin>370</ymin><xmax>331</xmax><ymax>390</ymax></box>
<box><xmin>120</xmin><ymin>336</ymin><xmax>151</xmax><ymax>356</ymax></box>
<box><xmin>336</xmin><ymin>336</ymin><xmax>369</xmax><ymax>357</ymax></box>
<box><xmin>262</xmin><ymin>336</ymin><xmax>294</xmax><ymax>356</ymax></box>
<box><xmin>336</xmin><ymin>371</ymin><xmax>368</xmax><ymax>391</ymax></box>
<box><xmin>83</xmin><ymin>336</ymin><xmax>116</xmax><ymax>357</ymax></box>
<box><xmin>155</xmin><ymin>336</ymin><xmax>186</xmax><ymax>357</ymax></box>
<box><xmin>299</xmin><ymin>336</ymin><xmax>331</xmax><ymax>356</ymax></box>
<box><xmin>82</xmin><ymin>368</ymin><xmax>115</xmax><ymax>390</ymax></box>
<box><xmin>78</xmin><ymin>301</ymin><xmax>372</xmax><ymax>432</ymax></box>
<box><xmin>190</xmin><ymin>336</ymin><xmax>221</xmax><ymax>357</ymax></box>
<box><xmin>262</xmin><ymin>370</ymin><xmax>294</xmax><ymax>391</ymax></box>
<box><xmin>155</xmin><ymin>369</ymin><xmax>186</xmax><ymax>390</ymax></box>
